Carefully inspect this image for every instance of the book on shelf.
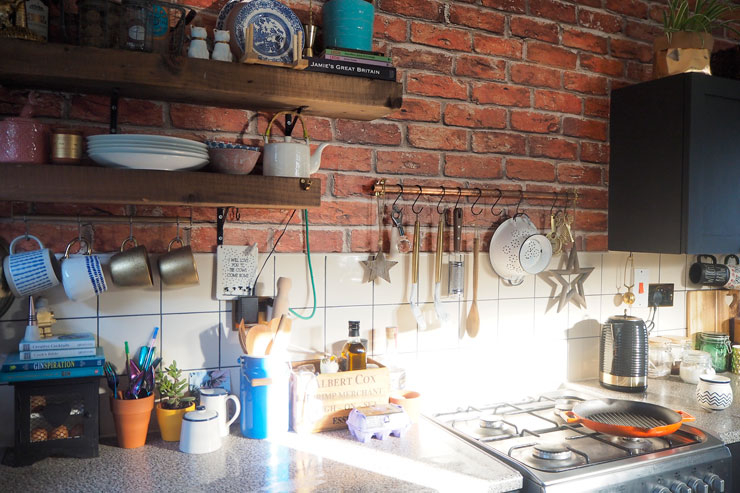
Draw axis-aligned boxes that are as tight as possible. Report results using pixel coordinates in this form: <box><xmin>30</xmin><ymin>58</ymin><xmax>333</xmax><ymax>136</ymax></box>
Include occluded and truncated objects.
<box><xmin>0</xmin><ymin>365</ymin><xmax>103</xmax><ymax>383</ymax></box>
<box><xmin>18</xmin><ymin>332</ymin><xmax>96</xmax><ymax>352</ymax></box>
<box><xmin>321</xmin><ymin>47</ymin><xmax>391</xmax><ymax>63</ymax></box>
<box><xmin>2</xmin><ymin>347</ymin><xmax>104</xmax><ymax>372</ymax></box>
<box><xmin>18</xmin><ymin>346</ymin><xmax>98</xmax><ymax>360</ymax></box>
<box><xmin>322</xmin><ymin>54</ymin><xmax>392</xmax><ymax>67</ymax></box>
<box><xmin>304</xmin><ymin>57</ymin><xmax>396</xmax><ymax>81</ymax></box>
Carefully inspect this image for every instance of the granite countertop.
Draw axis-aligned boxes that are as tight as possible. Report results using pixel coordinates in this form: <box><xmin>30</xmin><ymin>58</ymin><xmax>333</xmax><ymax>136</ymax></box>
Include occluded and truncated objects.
<box><xmin>563</xmin><ymin>373</ymin><xmax>740</xmax><ymax>444</ymax></box>
<box><xmin>0</xmin><ymin>416</ymin><xmax>522</xmax><ymax>493</ymax></box>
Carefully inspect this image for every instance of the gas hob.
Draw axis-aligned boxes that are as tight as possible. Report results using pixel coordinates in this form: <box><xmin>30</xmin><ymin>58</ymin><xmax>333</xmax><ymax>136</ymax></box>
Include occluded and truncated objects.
<box><xmin>431</xmin><ymin>392</ymin><xmax>732</xmax><ymax>493</ymax></box>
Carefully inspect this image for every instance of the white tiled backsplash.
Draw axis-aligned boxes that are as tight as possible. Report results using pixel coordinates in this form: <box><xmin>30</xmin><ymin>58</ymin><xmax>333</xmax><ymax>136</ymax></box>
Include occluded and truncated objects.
<box><xmin>0</xmin><ymin>251</ymin><xmax>698</xmax><ymax>445</ymax></box>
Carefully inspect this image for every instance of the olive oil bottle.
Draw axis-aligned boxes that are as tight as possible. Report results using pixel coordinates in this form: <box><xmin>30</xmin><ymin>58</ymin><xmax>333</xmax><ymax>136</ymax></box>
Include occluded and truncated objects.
<box><xmin>341</xmin><ymin>321</ymin><xmax>366</xmax><ymax>371</ymax></box>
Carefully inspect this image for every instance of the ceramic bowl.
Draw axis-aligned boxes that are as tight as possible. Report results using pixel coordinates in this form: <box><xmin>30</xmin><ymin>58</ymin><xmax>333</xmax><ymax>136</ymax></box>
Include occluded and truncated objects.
<box><xmin>208</xmin><ymin>147</ymin><xmax>261</xmax><ymax>174</ymax></box>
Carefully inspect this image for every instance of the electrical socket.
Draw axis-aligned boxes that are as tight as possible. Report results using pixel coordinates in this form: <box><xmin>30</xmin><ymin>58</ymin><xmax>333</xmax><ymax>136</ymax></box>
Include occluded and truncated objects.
<box><xmin>648</xmin><ymin>283</ymin><xmax>674</xmax><ymax>307</ymax></box>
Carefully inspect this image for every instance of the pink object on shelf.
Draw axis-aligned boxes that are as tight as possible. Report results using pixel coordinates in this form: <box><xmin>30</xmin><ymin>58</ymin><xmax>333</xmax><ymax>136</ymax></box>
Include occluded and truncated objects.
<box><xmin>0</xmin><ymin>95</ymin><xmax>49</xmax><ymax>164</ymax></box>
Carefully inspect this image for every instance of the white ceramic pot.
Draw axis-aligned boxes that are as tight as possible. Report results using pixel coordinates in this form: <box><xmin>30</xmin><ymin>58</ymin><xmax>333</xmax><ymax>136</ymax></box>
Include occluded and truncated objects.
<box><xmin>199</xmin><ymin>388</ymin><xmax>240</xmax><ymax>437</ymax></box>
<box><xmin>179</xmin><ymin>406</ymin><xmax>222</xmax><ymax>454</ymax></box>
<box><xmin>696</xmin><ymin>374</ymin><xmax>733</xmax><ymax>411</ymax></box>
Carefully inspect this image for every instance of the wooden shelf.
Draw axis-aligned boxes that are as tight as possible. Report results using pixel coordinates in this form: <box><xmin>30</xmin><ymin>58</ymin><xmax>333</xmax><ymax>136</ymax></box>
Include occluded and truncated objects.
<box><xmin>0</xmin><ymin>39</ymin><xmax>403</xmax><ymax>121</ymax></box>
<box><xmin>0</xmin><ymin>164</ymin><xmax>321</xmax><ymax>209</ymax></box>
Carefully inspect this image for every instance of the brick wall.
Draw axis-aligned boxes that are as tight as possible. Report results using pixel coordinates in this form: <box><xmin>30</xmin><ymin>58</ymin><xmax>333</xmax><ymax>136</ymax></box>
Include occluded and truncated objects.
<box><xmin>1</xmin><ymin>0</ymin><xmax>737</xmax><ymax>254</ymax></box>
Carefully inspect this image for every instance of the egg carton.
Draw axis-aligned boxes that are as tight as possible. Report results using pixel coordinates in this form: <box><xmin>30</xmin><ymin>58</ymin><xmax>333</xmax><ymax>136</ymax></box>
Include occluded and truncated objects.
<box><xmin>346</xmin><ymin>403</ymin><xmax>410</xmax><ymax>443</ymax></box>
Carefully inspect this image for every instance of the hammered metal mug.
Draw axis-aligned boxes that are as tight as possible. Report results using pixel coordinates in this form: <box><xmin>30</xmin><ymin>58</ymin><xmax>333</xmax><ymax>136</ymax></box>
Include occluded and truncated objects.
<box><xmin>110</xmin><ymin>236</ymin><xmax>153</xmax><ymax>287</ymax></box>
<box><xmin>157</xmin><ymin>237</ymin><xmax>199</xmax><ymax>286</ymax></box>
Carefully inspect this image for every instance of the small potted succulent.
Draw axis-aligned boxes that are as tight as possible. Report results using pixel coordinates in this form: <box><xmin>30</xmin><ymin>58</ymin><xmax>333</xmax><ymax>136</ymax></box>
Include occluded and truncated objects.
<box><xmin>155</xmin><ymin>361</ymin><xmax>196</xmax><ymax>441</ymax></box>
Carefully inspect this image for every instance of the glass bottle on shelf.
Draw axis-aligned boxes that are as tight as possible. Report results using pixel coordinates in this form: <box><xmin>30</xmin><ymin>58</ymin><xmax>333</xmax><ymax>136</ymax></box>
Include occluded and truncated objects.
<box><xmin>341</xmin><ymin>321</ymin><xmax>366</xmax><ymax>371</ymax></box>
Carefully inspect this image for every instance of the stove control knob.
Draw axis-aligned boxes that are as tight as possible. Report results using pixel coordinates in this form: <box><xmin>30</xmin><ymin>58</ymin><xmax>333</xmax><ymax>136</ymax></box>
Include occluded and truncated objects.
<box><xmin>670</xmin><ymin>481</ymin><xmax>691</xmax><ymax>493</ymax></box>
<box><xmin>687</xmin><ymin>477</ymin><xmax>709</xmax><ymax>493</ymax></box>
<box><xmin>652</xmin><ymin>487</ymin><xmax>670</xmax><ymax>493</ymax></box>
<box><xmin>704</xmin><ymin>473</ymin><xmax>725</xmax><ymax>493</ymax></box>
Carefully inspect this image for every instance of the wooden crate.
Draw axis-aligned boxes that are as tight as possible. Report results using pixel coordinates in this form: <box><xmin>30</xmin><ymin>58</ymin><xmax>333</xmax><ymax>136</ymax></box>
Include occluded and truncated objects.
<box><xmin>291</xmin><ymin>359</ymin><xmax>390</xmax><ymax>432</ymax></box>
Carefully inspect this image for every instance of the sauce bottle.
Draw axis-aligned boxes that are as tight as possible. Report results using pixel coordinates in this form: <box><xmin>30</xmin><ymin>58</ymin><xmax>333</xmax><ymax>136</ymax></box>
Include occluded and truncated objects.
<box><xmin>341</xmin><ymin>321</ymin><xmax>366</xmax><ymax>371</ymax></box>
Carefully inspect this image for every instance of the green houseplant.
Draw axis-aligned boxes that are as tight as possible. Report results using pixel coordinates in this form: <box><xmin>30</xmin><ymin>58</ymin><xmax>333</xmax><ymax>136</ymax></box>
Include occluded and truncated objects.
<box><xmin>155</xmin><ymin>361</ymin><xmax>196</xmax><ymax>441</ymax></box>
<box><xmin>654</xmin><ymin>0</ymin><xmax>740</xmax><ymax>78</ymax></box>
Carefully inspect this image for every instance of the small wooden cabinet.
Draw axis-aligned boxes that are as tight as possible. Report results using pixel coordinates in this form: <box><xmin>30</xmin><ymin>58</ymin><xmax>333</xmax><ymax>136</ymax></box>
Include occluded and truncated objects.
<box><xmin>609</xmin><ymin>73</ymin><xmax>740</xmax><ymax>254</ymax></box>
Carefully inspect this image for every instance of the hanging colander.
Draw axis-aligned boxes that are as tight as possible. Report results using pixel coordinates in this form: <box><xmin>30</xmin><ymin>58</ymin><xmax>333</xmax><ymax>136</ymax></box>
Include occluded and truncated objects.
<box><xmin>489</xmin><ymin>215</ymin><xmax>552</xmax><ymax>285</ymax></box>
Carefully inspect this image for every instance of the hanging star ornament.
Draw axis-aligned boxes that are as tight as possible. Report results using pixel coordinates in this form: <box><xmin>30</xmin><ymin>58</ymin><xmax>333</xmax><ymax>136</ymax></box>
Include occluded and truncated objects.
<box><xmin>539</xmin><ymin>242</ymin><xmax>594</xmax><ymax>313</ymax></box>
<box><xmin>362</xmin><ymin>250</ymin><xmax>398</xmax><ymax>283</ymax></box>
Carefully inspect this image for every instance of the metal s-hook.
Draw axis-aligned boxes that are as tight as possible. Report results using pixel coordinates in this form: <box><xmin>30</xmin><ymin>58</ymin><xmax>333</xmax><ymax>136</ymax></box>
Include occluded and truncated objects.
<box><xmin>23</xmin><ymin>216</ymin><xmax>29</xmax><ymax>240</ymax></box>
<box><xmin>392</xmin><ymin>183</ymin><xmax>405</xmax><ymax>211</ymax></box>
<box><xmin>471</xmin><ymin>188</ymin><xmax>482</xmax><ymax>216</ymax></box>
<box><xmin>514</xmin><ymin>190</ymin><xmax>524</xmax><ymax>217</ymax></box>
<box><xmin>77</xmin><ymin>215</ymin><xmax>82</xmax><ymax>241</ymax></box>
<box><xmin>128</xmin><ymin>215</ymin><xmax>134</xmax><ymax>241</ymax></box>
<box><xmin>490</xmin><ymin>189</ymin><xmax>503</xmax><ymax>216</ymax></box>
<box><xmin>453</xmin><ymin>187</ymin><xmax>462</xmax><ymax>210</ymax></box>
<box><xmin>436</xmin><ymin>186</ymin><xmax>446</xmax><ymax>215</ymax></box>
<box><xmin>550</xmin><ymin>192</ymin><xmax>559</xmax><ymax>216</ymax></box>
<box><xmin>411</xmin><ymin>185</ymin><xmax>424</xmax><ymax>216</ymax></box>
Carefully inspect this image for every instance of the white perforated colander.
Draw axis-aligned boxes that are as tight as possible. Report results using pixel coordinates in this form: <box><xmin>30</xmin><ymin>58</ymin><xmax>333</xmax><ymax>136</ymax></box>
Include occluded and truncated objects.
<box><xmin>489</xmin><ymin>215</ymin><xmax>551</xmax><ymax>285</ymax></box>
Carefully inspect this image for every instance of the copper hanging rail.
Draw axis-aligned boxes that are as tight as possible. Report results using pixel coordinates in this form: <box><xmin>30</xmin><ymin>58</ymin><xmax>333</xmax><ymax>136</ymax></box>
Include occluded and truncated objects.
<box><xmin>371</xmin><ymin>180</ymin><xmax>578</xmax><ymax>203</ymax></box>
<box><xmin>0</xmin><ymin>214</ymin><xmax>215</xmax><ymax>225</ymax></box>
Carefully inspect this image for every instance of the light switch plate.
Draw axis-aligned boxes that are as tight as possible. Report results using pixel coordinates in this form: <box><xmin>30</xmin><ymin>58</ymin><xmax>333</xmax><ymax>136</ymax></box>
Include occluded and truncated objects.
<box><xmin>632</xmin><ymin>268</ymin><xmax>650</xmax><ymax>308</ymax></box>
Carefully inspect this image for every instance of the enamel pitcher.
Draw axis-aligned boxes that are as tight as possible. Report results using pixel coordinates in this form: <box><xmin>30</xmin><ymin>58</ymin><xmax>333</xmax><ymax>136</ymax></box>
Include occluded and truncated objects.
<box><xmin>263</xmin><ymin>111</ymin><xmax>328</xmax><ymax>178</ymax></box>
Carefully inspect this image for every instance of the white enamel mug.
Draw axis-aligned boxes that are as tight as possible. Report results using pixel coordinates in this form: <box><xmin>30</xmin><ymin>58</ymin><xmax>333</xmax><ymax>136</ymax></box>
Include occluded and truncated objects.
<box><xmin>3</xmin><ymin>235</ymin><xmax>61</xmax><ymax>297</ymax></box>
<box><xmin>199</xmin><ymin>388</ymin><xmax>240</xmax><ymax>437</ymax></box>
<box><xmin>61</xmin><ymin>238</ymin><xmax>108</xmax><ymax>302</ymax></box>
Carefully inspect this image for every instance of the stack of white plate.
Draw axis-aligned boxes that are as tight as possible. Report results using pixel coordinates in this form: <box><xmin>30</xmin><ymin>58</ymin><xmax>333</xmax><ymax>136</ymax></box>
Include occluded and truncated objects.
<box><xmin>86</xmin><ymin>134</ymin><xmax>209</xmax><ymax>171</ymax></box>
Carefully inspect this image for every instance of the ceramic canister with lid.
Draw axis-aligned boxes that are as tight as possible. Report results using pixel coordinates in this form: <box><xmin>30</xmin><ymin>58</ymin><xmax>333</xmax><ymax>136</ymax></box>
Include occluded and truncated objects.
<box><xmin>179</xmin><ymin>406</ymin><xmax>222</xmax><ymax>454</ymax></box>
<box><xmin>696</xmin><ymin>374</ymin><xmax>733</xmax><ymax>411</ymax></box>
<box><xmin>680</xmin><ymin>350</ymin><xmax>715</xmax><ymax>384</ymax></box>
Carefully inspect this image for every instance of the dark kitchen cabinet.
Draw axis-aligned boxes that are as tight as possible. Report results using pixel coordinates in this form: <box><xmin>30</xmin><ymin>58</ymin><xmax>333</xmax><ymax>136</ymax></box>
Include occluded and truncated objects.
<box><xmin>608</xmin><ymin>73</ymin><xmax>740</xmax><ymax>254</ymax></box>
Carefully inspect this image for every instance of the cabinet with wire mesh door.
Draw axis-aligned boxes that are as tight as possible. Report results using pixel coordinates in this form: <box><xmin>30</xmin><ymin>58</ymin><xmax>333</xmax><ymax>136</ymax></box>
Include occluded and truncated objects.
<box><xmin>608</xmin><ymin>72</ymin><xmax>740</xmax><ymax>254</ymax></box>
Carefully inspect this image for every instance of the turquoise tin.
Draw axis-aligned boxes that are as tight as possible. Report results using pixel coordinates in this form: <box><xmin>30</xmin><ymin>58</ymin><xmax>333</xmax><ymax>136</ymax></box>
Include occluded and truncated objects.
<box><xmin>322</xmin><ymin>0</ymin><xmax>374</xmax><ymax>52</ymax></box>
<box><xmin>239</xmin><ymin>356</ymin><xmax>289</xmax><ymax>439</ymax></box>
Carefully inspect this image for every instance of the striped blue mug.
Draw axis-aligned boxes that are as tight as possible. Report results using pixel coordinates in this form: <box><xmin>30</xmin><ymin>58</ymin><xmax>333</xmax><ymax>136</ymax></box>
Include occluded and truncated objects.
<box><xmin>3</xmin><ymin>235</ymin><xmax>61</xmax><ymax>297</ymax></box>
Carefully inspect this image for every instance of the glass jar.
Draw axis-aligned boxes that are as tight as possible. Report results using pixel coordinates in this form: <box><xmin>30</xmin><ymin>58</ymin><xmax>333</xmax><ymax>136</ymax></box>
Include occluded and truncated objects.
<box><xmin>119</xmin><ymin>0</ymin><xmax>153</xmax><ymax>51</ymax></box>
<box><xmin>680</xmin><ymin>350</ymin><xmax>715</xmax><ymax>384</ymax></box>
<box><xmin>648</xmin><ymin>339</ymin><xmax>672</xmax><ymax>378</ymax></box>
<box><xmin>78</xmin><ymin>0</ymin><xmax>110</xmax><ymax>48</ymax></box>
<box><xmin>663</xmin><ymin>336</ymin><xmax>692</xmax><ymax>375</ymax></box>
<box><xmin>697</xmin><ymin>332</ymin><xmax>731</xmax><ymax>373</ymax></box>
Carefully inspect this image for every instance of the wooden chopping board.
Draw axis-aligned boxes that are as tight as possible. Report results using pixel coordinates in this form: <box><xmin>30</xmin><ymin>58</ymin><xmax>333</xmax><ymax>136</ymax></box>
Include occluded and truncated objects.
<box><xmin>686</xmin><ymin>290</ymin><xmax>740</xmax><ymax>344</ymax></box>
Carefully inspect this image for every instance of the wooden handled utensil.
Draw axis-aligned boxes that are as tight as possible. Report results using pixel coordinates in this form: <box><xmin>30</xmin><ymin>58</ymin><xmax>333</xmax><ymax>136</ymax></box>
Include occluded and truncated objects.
<box><xmin>466</xmin><ymin>236</ymin><xmax>480</xmax><ymax>338</ymax></box>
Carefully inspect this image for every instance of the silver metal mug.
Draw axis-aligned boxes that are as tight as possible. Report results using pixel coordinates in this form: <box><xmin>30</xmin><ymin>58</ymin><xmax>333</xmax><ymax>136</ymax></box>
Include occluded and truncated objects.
<box><xmin>158</xmin><ymin>237</ymin><xmax>199</xmax><ymax>286</ymax></box>
<box><xmin>110</xmin><ymin>237</ymin><xmax>153</xmax><ymax>287</ymax></box>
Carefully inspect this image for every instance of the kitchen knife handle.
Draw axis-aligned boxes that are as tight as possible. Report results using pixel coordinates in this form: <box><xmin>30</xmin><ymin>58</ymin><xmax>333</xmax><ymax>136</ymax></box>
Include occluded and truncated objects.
<box><xmin>453</xmin><ymin>208</ymin><xmax>462</xmax><ymax>253</ymax></box>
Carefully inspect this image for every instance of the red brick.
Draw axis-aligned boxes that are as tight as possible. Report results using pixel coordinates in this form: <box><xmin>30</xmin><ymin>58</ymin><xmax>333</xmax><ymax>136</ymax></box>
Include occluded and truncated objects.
<box><xmin>511</xmin><ymin>110</ymin><xmax>560</xmax><ymax>133</ymax></box>
<box><xmin>526</xmin><ymin>42</ymin><xmax>577</xmax><ymax>69</ymax></box>
<box><xmin>377</xmin><ymin>150</ymin><xmax>441</xmax><ymax>175</ymax></box>
<box><xmin>170</xmin><ymin>104</ymin><xmax>247</xmax><ymax>132</ymax></box>
<box><xmin>474</xmin><ymin>34</ymin><xmax>523</xmax><ymax>59</ymax></box>
<box><xmin>278</xmin><ymin>229</ymin><xmax>344</xmax><ymax>253</ymax></box>
<box><xmin>506</xmin><ymin>158</ymin><xmax>556</xmax><ymax>181</ymax></box>
<box><xmin>511</xmin><ymin>63</ymin><xmax>561</xmax><ymax>89</ymax></box>
<box><xmin>378</xmin><ymin>0</ymin><xmax>444</xmax><ymax>21</ymax></box>
<box><xmin>391</xmin><ymin>47</ymin><xmax>453</xmax><ymax>73</ymax></box>
<box><xmin>584</xmin><ymin>97</ymin><xmax>610</xmax><ymax>118</ymax></box>
<box><xmin>529</xmin><ymin>136</ymin><xmax>577</xmax><ymax>159</ymax></box>
<box><xmin>407</xmin><ymin>73</ymin><xmax>468</xmax><ymax>100</ymax></box>
<box><xmin>481</xmin><ymin>0</ymin><xmax>526</xmax><ymax>12</ymax></box>
<box><xmin>563</xmin><ymin>72</ymin><xmax>608</xmax><ymax>95</ymax></box>
<box><xmin>321</xmin><ymin>145</ymin><xmax>373</xmax><ymax>172</ymax></box>
<box><xmin>410</xmin><ymin>22</ymin><xmax>472</xmax><ymax>52</ymax></box>
<box><xmin>192</xmin><ymin>227</ymin><xmax>269</xmax><ymax>254</ymax></box>
<box><xmin>449</xmin><ymin>4</ymin><xmax>505</xmax><ymax>33</ymax></box>
<box><xmin>472</xmin><ymin>131</ymin><xmax>527</xmax><ymax>154</ymax></box>
<box><xmin>374</xmin><ymin>14</ymin><xmax>407</xmax><ymax>42</ymax></box>
<box><xmin>256</xmin><ymin>114</ymin><xmax>333</xmax><ymax>141</ymax></box>
<box><xmin>455</xmin><ymin>55</ymin><xmax>506</xmax><ymax>80</ymax></box>
<box><xmin>233</xmin><ymin>208</ymin><xmax>304</xmax><ymax>225</ymax></box>
<box><xmin>625</xmin><ymin>20</ymin><xmax>664</xmax><ymax>43</ymax></box>
<box><xmin>308</xmin><ymin>201</ymin><xmax>376</xmax><ymax>226</ymax></box>
<box><xmin>69</xmin><ymin>95</ymin><xmax>164</xmax><ymax>127</ymax></box>
<box><xmin>578</xmin><ymin>9</ymin><xmax>622</xmax><ymax>33</ymax></box>
<box><xmin>407</xmin><ymin>125</ymin><xmax>468</xmax><ymax>151</ymax></box>
<box><xmin>575</xmin><ymin>0</ymin><xmax>601</xmax><ymax>7</ymax></box>
<box><xmin>444</xmin><ymin>103</ymin><xmax>507</xmax><ymax>129</ymax></box>
<box><xmin>648</xmin><ymin>4</ymin><xmax>667</xmax><ymax>23</ymax></box>
<box><xmin>562</xmin><ymin>28</ymin><xmax>608</xmax><ymax>54</ymax></box>
<box><xmin>472</xmin><ymin>82</ymin><xmax>530</xmax><ymax>107</ymax></box>
<box><xmin>558</xmin><ymin>164</ymin><xmax>602</xmax><ymax>184</ymax></box>
<box><xmin>387</xmin><ymin>98</ymin><xmax>441</xmax><ymax>122</ymax></box>
<box><xmin>575</xmin><ymin>210</ymin><xmax>607</xmax><ymax>231</ymax></box>
<box><xmin>580</xmin><ymin>54</ymin><xmax>625</xmax><ymax>76</ymax></box>
<box><xmin>444</xmin><ymin>154</ymin><xmax>503</xmax><ymax>178</ymax></box>
<box><xmin>510</xmin><ymin>17</ymin><xmax>559</xmax><ymax>43</ymax></box>
<box><xmin>606</xmin><ymin>0</ymin><xmax>647</xmax><ymax>18</ymax></box>
<box><xmin>563</xmin><ymin>117</ymin><xmax>607</xmax><ymax>140</ymax></box>
<box><xmin>0</xmin><ymin>89</ymin><xmax>63</xmax><ymax>118</ymax></box>
<box><xmin>577</xmin><ymin>188</ymin><xmax>608</xmax><ymax>209</ymax></box>
<box><xmin>626</xmin><ymin>61</ymin><xmax>653</xmax><ymax>82</ymax></box>
<box><xmin>350</xmin><ymin>229</ymin><xmax>381</xmax><ymax>253</ymax></box>
<box><xmin>333</xmin><ymin>174</ymin><xmax>377</xmax><ymax>198</ymax></box>
<box><xmin>335</xmin><ymin>120</ymin><xmax>402</xmax><ymax>146</ymax></box>
<box><xmin>583</xmin><ymin>234</ymin><xmax>608</xmax><ymax>252</ymax></box>
<box><xmin>530</xmin><ymin>0</ymin><xmax>576</xmax><ymax>23</ymax></box>
<box><xmin>534</xmin><ymin>89</ymin><xmax>582</xmax><ymax>114</ymax></box>
<box><xmin>581</xmin><ymin>142</ymin><xmax>609</xmax><ymax>163</ymax></box>
<box><xmin>610</xmin><ymin>38</ymin><xmax>653</xmax><ymax>63</ymax></box>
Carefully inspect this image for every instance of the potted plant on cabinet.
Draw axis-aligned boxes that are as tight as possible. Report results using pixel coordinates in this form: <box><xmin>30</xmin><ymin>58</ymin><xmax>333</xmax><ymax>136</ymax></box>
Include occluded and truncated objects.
<box><xmin>654</xmin><ymin>0</ymin><xmax>740</xmax><ymax>78</ymax></box>
<box><xmin>155</xmin><ymin>361</ymin><xmax>196</xmax><ymax>441</ymax></box>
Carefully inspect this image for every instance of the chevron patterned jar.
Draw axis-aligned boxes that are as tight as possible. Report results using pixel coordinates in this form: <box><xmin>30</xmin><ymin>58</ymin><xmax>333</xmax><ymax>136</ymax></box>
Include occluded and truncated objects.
<box><xmin>696</xmin><ymin>374</ymin><xmax>733</xmax><ymax>411</ymax></box>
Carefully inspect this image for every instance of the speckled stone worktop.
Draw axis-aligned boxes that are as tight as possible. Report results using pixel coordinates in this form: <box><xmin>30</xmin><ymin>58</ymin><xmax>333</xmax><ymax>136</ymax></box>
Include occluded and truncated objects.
<box><xmin>563</xmin><ymin>373</ymin><xmax>740</xmax><ymax>444</ymax></box>
<box><xmin>0</xmin><ymin>416</ymin><xmax>522</xmax><ymax>493</ymax></box>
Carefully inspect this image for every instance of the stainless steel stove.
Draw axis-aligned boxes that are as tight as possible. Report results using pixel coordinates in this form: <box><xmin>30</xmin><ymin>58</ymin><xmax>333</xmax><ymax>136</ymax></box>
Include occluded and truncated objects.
<box><xmin>431</xmin><ymin>392</ymin><xmax>732</xmax><ymax>492</ymax></box>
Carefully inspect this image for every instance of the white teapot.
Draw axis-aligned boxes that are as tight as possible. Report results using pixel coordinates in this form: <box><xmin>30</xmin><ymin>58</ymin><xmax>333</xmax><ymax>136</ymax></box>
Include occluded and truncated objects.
<box><xmin>263</xmin><ymin>111</ymin><xmax>328</xmax><ymax>178</ymax></box>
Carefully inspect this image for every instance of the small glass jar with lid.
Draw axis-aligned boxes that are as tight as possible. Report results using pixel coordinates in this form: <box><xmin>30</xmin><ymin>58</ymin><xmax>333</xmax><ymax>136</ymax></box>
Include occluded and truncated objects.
<box><xmin>680</xmin><ymin>349</ymin><xmax>715</xmax><ymax>384</ymax></box>
<box><xmin>648</xmin><ymin>338</ymin><xmax>672</xmax><ymax>378</ymax></box>
<box><xmin>697</xmin><ymin>332</ymin><xmax>731</xmax><ymax>373</ymax></box>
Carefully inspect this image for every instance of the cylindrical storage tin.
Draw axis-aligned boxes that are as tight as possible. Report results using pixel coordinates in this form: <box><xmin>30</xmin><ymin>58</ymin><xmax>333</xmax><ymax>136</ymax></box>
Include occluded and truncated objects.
<box><xmin>239</xmin><ymin>355</ymin><xmax>289</xmax><ymax>439</ymax></box>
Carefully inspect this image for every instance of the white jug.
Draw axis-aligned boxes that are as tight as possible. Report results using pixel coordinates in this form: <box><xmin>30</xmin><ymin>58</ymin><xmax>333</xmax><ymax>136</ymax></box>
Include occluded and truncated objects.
<box><xmin>199</xmin><ymin>388</ymin><xmax>241</xmax><ymax>437</ymax></box>
<box><xmin>263</xmin><ymin>110</ymin><xmax>328</xmax><ymax>178</ymax></box>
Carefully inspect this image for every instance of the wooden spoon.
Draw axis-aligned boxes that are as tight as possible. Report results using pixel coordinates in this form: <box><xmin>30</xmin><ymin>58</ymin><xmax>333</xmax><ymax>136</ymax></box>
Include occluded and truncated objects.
<box><xmin>245</xmin><ymin>324</ymin><xmax>273</xmax><ymax>356</ymax></box>
<box><xmin>466</xmin><ymin>237</ymin><xmax>480</xmax><ymax>338</ymax></box>
<box><xmin>268</xmin><ymin>315</ymin><xmax>292</xmax><ymax>355</ymax></box>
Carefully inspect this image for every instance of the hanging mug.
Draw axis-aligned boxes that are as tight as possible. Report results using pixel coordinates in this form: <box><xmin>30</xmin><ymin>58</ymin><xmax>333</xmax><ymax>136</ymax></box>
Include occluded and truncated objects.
<box><xmin>722</xmin><ymin>255</ymin><xmax>740</xmax><ymax>289</ymax></box>
<box><xmin>688</xmin><ymin>255</ymin><xmax>729</xmax><ymax>286</ymax></box>
<box><xmin>2</xmin><ymin>235</ymin><xmax>62</xmax><ymax>297</ymax></box>
<box><xmin>61</xmin><ymin>238</ymin><xmax>108</xmax><ymax>302</ymax></box>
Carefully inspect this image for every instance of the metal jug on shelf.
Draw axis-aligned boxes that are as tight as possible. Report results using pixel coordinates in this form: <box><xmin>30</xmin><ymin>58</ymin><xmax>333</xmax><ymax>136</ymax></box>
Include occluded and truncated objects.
<box><xmin>599</xmin><ymin>313</ymin><xmax>648</xmax><ymax>393</ymax></box>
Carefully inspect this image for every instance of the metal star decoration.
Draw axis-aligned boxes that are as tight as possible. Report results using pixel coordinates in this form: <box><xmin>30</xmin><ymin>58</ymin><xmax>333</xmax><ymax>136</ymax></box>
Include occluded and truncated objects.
<box><xmin>539</xmin><ymin>243</ymin><xmax>594</xmax><ymax>313</ymax></box>
<box><xmin>362</xmin><ymin>250</ymin><xmax>397</xmax><ymax>283</ymax></box>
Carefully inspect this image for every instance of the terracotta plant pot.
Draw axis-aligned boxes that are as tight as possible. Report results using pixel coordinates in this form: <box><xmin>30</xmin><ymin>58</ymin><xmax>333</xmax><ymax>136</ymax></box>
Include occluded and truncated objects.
<box><xmin>110</xmin><ymin>394</ymin><xmax>154</xmax><ymax>449</ymax></box>
<box><xmin>156</xmin><ymin>402</ymin><xmax>196</xmax><ymax>441</ymax></box>
<box><xmin>653</xmin><ymin>32</ymin><xmax>714</xmax><ymax>79</ymax></box>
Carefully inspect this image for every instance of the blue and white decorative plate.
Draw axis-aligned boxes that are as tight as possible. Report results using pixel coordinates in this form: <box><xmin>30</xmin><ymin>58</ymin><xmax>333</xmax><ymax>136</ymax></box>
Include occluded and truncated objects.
<box><xmin>231</xmin><ymin>0</ymin><xmax>304</xmax><ymax>64</ymax></box>
<box><xmin>216</xmin><ymin>0</ymin><xmax>244</xmax><ymax>30</ymax></box>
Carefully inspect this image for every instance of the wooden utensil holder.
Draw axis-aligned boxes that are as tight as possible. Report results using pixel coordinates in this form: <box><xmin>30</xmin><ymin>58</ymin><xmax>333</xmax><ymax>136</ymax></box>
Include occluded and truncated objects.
<box><xmin>239</xmin><ymin>24</ymin><xmax>308</xmax><ymax>69</ymax></box>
